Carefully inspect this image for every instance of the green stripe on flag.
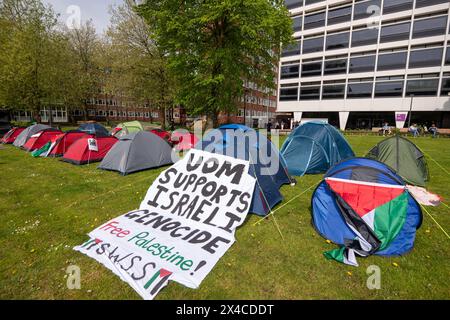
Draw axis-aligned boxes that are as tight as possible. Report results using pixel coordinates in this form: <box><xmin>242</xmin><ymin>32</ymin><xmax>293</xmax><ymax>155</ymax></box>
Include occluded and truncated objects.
<box><xmin>324</xmin><ymin>247</ymin><xmax>346</xmax><ymax>263</ymax></box>
<box><xmin>374</xmin><ymin>191</ymin><xmax>408</xmax><ymax>251</ymax></box>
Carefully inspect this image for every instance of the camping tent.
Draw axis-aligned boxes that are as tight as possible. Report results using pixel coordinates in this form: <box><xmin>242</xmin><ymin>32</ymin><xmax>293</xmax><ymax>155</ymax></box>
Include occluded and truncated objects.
<box><xmin>46</xmin><ymin>130</ymin><xmax>86</xmax><ymax>157</ymax></box>
<box><xmin>112</xmin><ymin>121</ymin><xmax>144</xmax><ymax>137</ymax></box>
<box><xmin>32</xmin><ymin>130</ymin><xmax>86</xmax><ymax>157</ymax></box>
<box><xmin>23</xmin><ymin>128</ymin><xmax>63</xmax><ymax>152</ymax></box>
<box><xmin>195</xmin><ymin>124</ymin><xmax>292</xmax><ymax>216</ymax></box>
<box><xmin>280</xmin><ymin>121</ymin><xmax>354</xmax><ymax>176</ymax></box>
<box><xmin>99</xmin><ymin>131</ymin><xmax>174</xmax><ymax>175</ymax></box>
<box><xmin>150</xmin><ymin>129</ymin><xmax>172</xmax><ymax>143</ymax></box>
<box><xmin>78</xmin><ymin>123</ymin><xmax>110</xmax><ymax>137</ymax></box>
<box><xmin>13</xmin><ymin>124</ymin><xmax>51</xmax><ymax>148</ymax></box>
<box><xmin>172</xmin><ymin>131</ymin><xmax>199</xmax><ymax>151</ymax></box>
<box><xmin>366</xmin><ymin>135</ymin><xmax>429</xmax><ymax>186</ymax></box>
<box><xmin>62</xmin><ymin>135</ymin><xmax>118</xmax><ymax>165</ymax></box>
<box><xmin>311</xmin><ymin>157</ymin><xmax>422</xmax><ymax>265</ymax></box>
<box><xmin>1</xmin><ymin>127</ymin><xmax>25</xmax><ymax>144</ymax></box>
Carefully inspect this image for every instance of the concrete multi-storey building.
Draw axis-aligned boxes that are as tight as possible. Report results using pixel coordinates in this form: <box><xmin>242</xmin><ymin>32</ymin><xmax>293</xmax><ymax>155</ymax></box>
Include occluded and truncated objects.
<box><xmin>279</xmin><ymin>0</ymin><xmax>450</xmax><ymax>130</ymax></box>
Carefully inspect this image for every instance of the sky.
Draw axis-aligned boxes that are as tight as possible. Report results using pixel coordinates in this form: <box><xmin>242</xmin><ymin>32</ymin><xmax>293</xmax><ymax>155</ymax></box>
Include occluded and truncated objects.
<box><xmin>43</xmin><ymin>0</ymin><xmax>124</xmax><ymax>34</ymax></box>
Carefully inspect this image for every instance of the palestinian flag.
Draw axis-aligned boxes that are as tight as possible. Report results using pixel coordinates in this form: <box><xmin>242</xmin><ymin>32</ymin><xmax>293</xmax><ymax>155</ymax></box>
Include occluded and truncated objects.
<box><xmin>324</xmin><ymin>177</ymin><xmax>409</xmax><ymax>266</ymax></box>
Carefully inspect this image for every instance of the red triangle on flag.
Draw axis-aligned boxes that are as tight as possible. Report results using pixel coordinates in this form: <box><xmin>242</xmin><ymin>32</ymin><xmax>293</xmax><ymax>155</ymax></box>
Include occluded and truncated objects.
<box><xmin>325</xmin><ymin>178</ymin><xmax>405</xmax><ymax>217</ymax></box>
<box><xmin>159</xmin><ymin>269</ymin><xmax>172</xmax><ymax>278</ymax></box>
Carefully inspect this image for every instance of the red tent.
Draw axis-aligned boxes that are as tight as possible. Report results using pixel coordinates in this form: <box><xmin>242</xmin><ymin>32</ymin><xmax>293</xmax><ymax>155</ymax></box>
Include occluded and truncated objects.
<box><xmin>1</xmin><ymin>127</ymin><xmax>25</xmax><ymax>144</ymax></box>
<box><xmin>150</xmin><ymin>129</ymin><xmax>172</xmax><ymax>143</ymax></box>
<box><xmin>62</xmin><ymin>135</ymin><xmax>118</xmax><ymax>165</ymax></box>
<box><xmin>47</xmin><ymin>131</ymin><xmax>86</xmax><ymax>157</ymax></box>
<box><xmin>172</xmin><ymin>131</ymin><xmax>199</xmax><ymax>151</ymax></box>
<box><xmin>23</xmin><ymin>128</ymin><xmax>63</xmax><ymax>151</ymax></box>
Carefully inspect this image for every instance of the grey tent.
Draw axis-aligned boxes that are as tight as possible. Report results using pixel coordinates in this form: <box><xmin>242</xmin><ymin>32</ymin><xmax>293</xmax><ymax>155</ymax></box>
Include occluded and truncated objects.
<box><xmin>98</xmin><ymin>131</ymin><xmax>175</xmax><ymax>175</ymax></box>
<box><xmin>13</xmin><ymin>124</ymin><xmax>51</xmax><ymax>148</ymax></box>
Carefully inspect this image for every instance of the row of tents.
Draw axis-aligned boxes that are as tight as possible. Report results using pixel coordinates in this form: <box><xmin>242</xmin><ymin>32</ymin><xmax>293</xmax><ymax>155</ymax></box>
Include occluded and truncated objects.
<box><xmin>2</xmin><ymin>121</ymin><xmax>428</xmax><ymax>264</ymax></box>
<box><xmin>1</xmin><ymin>122</ymin><xmax>199</xmax><ymax>174</ymax></box>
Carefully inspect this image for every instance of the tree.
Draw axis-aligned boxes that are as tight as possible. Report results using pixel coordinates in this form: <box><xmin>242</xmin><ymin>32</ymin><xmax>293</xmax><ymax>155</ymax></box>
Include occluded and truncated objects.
<box><xmin>136</xmin><ymin>0</ymin><xmax>292</xmax><ymax>127</ymax></box>
<box><xmin>64</xmin><ymin>20</ymin><xmax>102</xmax><ymax>122</ymax></box>
<box><xmin>0</xmin><ymin>0</ymin><xmax>57</xmax><ymax>116</ymax></box>
<box><xmin>106</xmin><ymin>0</ymin><xmax>175</xmax><ymax>129</ymax></box>
<box><xmin>0</xmin><ymin>0</ymin><xmax>81</xmax><ymax>122</ymax></box>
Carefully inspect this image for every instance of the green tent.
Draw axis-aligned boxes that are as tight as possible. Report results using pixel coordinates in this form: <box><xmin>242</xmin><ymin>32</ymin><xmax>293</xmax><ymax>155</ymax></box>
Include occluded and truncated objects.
<box><xmin>366</xmin><ymin>135</ymin><xmax>429</xmax><ymax>186</ymax></box>
<box><xmin>113</xmin><ymin>121</ymin><xmax>144</xmax><ymax>137</ymax></box>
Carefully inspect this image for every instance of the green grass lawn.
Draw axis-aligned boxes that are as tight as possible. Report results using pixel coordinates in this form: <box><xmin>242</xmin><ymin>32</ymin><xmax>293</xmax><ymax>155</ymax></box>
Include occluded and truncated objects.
<box><xmin>0</xmin><ymin>135</ymin><xmax>449</xmax><ymax>300</ymax></box>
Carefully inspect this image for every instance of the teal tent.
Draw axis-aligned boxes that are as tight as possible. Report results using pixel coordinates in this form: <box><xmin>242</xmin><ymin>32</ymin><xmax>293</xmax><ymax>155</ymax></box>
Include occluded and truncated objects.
<box><xmin>281</xmin><ymin>121</ymin><xmax>354</xmax><ymax>176</ymax></box>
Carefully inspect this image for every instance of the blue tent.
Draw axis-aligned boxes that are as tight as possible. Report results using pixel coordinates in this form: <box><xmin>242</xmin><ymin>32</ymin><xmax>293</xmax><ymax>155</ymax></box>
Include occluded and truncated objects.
<box><xmin>78</xmin><ymin>123</ymin><xmax>110</xmax><ymax>137</ymax></box>
<box><xmin>195</xmin><ymin>124</ymin><xmax>292</xmax><ymax>216</ymax></box>
<box><xmin>312</xmin><ymin>158</ymin><xmax>422</xmax><ymax>258</ymax></box>
<box><xmin>281</xmin><ymin>121</ymin><xmax>354</xmax><ymax>176</ymax></box>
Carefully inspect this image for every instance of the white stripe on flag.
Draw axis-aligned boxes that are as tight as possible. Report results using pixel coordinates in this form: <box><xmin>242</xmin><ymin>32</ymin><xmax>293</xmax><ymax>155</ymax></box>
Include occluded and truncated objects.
<box><xmin>325</xmin><ymin>177</ymin><xmax>405</xmax><ymax>189</ymax></box>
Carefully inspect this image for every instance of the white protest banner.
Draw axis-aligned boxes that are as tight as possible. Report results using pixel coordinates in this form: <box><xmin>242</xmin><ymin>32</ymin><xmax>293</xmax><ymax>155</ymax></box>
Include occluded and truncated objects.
<box><xmin>87</xmin><ymin>138</ymin><xmax>98</xmax><ymax>151</ymax></box>
<box><xmin>75</xmin><ymin>149</ymin><xmax>256</xmax><ymax>299</ymax></box>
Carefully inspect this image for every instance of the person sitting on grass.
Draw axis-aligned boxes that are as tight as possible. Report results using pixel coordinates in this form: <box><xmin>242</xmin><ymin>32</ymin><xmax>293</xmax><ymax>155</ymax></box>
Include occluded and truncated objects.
<box><xmin>429</xmin><ymin>123</ymin><xmax>438</xmax><ymax>138</ymax></box>
<box><xmin>409</xmin><ymin>123</ymin><xmax>419</xmax><ymax>137</ymax></box>
<box><xmin>382</xmin><ymin>122</ymin><xmax>391</xmax><ymax>136</ymax></box>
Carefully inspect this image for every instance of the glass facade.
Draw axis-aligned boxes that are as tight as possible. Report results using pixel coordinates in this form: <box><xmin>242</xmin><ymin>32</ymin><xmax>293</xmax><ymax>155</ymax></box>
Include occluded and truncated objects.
<box><xmin>280</xmin><ymin>1</ymin><xmax>450</xmax><ymax>104</ymax></box>
<box><xmin>326</xmin><ymin>32</ymin><xmax>350</xmax><ymax>50</ymax></box>
<box><xmin>377</xmin><ymin>52</ymin><xmax>408</xmax><ymax>71</ymax></box>
<box><xmin>380</xmin><ymin>22</ymin><xmax>411</xmax><ymax>43</ymax></box>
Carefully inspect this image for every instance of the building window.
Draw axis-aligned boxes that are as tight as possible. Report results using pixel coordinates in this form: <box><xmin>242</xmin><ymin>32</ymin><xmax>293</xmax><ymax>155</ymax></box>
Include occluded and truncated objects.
<box><xmin>412</xmin><ymin>16</ymin><xmax>448</xmax><ymax>39</ymax></box>
<box><xmin>280</xmin><ymin>64</ymin><xmax>300</xmax><ymax>79</ymax></box>
<box><xmin>303</xmin><ymin>36</ymin><xmax>324</xmax><ymax>54</ymax></box>
<box><xmin>279</xmin><ymin>87</ymin><xmax>298</xmax><ymax>101</ymax></box>
<box><xmin>300</xmin><ymin>85</ymin><xmax>321</xmax><ymax>100</ymax></box>
<box><xmin>445</xmin><ymin>48</ymin><xmax>450</xmax><ymax>65</ymax></box>
<box><xmin>375</xmin><ymin>79</ymin><xmax>404</xmax><ymax>97</ymax></box>
<box><xmin>441</xmin><ymin>77</ymin><xmax>450</xmax><ymax>96</ymax></box>
<box><xmin>383</xmin><ymin>0</ymin><xmax>413</xmax><ymax>15</ymax></box>
<box><xmin>406</xmin><ymin>78</ymin><xmax>439</xmax><ymax>96</ymax></box>
<box><xmin>324</xmin><ymin>58</ymin><xmax>347</xmax><ymax>75</ymax></box>
<box><xmin>409</xmin><ymin>48</ymin><xmax>443</xmax><ymax>68</ymax></box>
<box><xmin>304</xmin><ymin>0</ymin><xmax>323</xmax><ymax>5</ymax></box>
<box><xmin>377</xmin><ymin>52</ymin><xmax>408</xmax><ymax>71</ymax></box>
<box><xmin>322</xmin><ymin>84</ymin><xmax>346</xmax><ymax>100</ymax></box>
<box><xmin>347</xmin><ymin>81</ymin><xmax>373</xmax><ymax>98</ymax></box>
<box><xmin>380</xmin><ymin>22</ymin><xmax>411</xmax><ymax>43</ymax></box>
<box><xmin>284</xmin><ymin>0</ymin><xmax>304</xmax><ymax>10</ymax></box>
<box><xmin>327</xmin><ymin>5</ymin><xmax>352</xmax><ymax>26</ymax></box>
<box><xmin>292</xmin><ymin>16</ymin><xmax>302</xmax><ymax>32</ymax></box>
<box><xmin>416</xmin><ymin>0</ymin><xmax>449</xmax><ymax>9</ymax></box>
<box><xmin>354</xmin><ymin>0</ymin><xmax>381</xmax><ymax>21</ymax></box>
<box><xmin>301</xmin><ymin>61</ymin><xmax>322</xmax><ymax>77</ymax></box>
<box><xmin>304</xmin><ymin>11</ymin><xmax>325</xmax><ymax>30</ymax></box>
<box><xmin>349</xmin><ymin>55</ymin><xmax>376</xmax><ymax>73</ymax></box>
<box><xmin>351</xmin><ymin>28</ymin><xmax>378</xmax><ymax>47</ymax></box>
<box><xmin>281</xmin><ymin>41</ymin><xmax>301</xmax><ymax>57</ymax></box>
<box><xmin>326</xmin><ymin>32</ymin><xmax>349</xmax><ymax>51</ymax></box>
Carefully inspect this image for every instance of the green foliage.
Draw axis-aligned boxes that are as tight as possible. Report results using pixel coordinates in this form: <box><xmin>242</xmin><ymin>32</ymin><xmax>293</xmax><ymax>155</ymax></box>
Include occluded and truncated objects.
<box><xmin>136</xmin><ymin>0</ymin><xmax>292</xmax><ymax>125</ymax></box>
<box><xmin>104</xmin><ymin>1</ymin><xmax>175</xmax><ymax>128</ymax></box>
<box><xmin>0</xmin><ymin>0</ymin><xmax>102</xmax><ymax>117</ymax></box>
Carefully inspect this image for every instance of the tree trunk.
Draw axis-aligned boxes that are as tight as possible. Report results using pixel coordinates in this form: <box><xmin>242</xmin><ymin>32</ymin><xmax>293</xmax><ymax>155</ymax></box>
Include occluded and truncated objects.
<box><xmin>212</xmin><ymin>110</ymin><xmax>219</xmax><ymax>128</ymax></box>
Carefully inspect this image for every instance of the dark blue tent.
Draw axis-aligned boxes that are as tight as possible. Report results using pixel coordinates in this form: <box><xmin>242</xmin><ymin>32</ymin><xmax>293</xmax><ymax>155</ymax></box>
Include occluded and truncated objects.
<box><xmin>195</xmin><ymin>124</ymin><xmax>292</xmax><ymax>216</ymax></box>
<box><xmin>78</xmin><ymin>123</ymin><xmax>110</xmax><ymax>137</ymax></box>
<box><xmin>281</xmin><ymin>121</ymin><xmax>354</xmax><ymax>176</ymax></box>
<box><xmin>312</xmin><ymin>158</ymin><xmax>422</xmax><ymax>258</ymax></box>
